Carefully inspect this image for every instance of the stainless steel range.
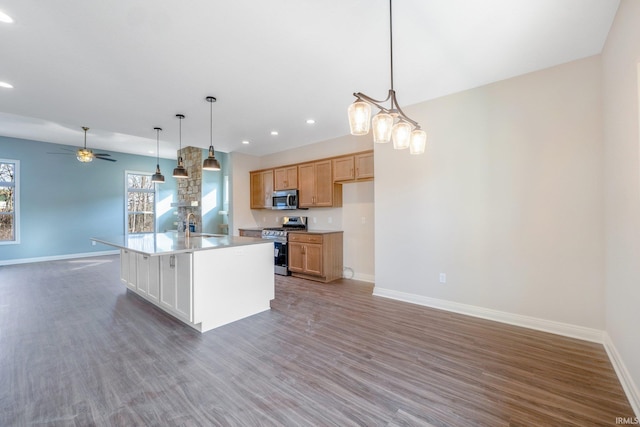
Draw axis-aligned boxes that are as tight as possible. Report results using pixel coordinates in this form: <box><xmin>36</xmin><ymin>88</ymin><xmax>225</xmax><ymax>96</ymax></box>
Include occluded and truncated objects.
<box><xmin>261</xmin><ymin>216</ymin><xmax>307</xmax><ymax>275</ymax></box>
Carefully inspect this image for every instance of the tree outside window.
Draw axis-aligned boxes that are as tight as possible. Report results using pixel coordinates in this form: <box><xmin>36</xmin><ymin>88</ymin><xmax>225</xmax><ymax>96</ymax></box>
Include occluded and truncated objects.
<box><xmin>0</xmin><ymin>160</ymin><xmax>18</xmax><ymax>243</ymax></box>
<box><xmin>127</xmin><ymin>173</ymin><xmax>155</xmax><ymax>234</ymax></box>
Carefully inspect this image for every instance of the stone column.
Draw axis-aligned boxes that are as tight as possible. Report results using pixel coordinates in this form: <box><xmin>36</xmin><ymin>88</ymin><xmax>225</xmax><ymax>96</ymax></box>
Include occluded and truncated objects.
<box><xmin>176</xmin><ymin>146</ymin><xmax>203</xmax><ymax>232</ymax></box>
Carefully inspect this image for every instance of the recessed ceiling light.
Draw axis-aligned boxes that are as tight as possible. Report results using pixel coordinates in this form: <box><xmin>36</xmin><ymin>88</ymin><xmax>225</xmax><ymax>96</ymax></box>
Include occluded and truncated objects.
<box><xmin>270</xmin><ymin>130</ymin><xmax>278</xmax><ymax>136</ymax></box>
<box><xmin>306</xmin><ymin>119</ymin><xmax>316</xmax><ymax>124</ymax></box>
<box><xmin>242</xmin><ymin>140</ymin><xmax>250</xmax><ymax>145</ymax></box>
<box><xmin>0</xmin><ymin>81</ymin><xmax>13</xmax><ymax>89</ymax></box>
<box><xmin>0</xmin><ymin>10</ymin><xmax>13</xmax><ymax>23</ymax></box>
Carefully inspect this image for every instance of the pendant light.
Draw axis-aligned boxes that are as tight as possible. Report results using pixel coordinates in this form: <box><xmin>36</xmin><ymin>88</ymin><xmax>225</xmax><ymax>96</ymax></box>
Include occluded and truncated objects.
<box><xmin>347</xmin><ymin>0</ymin><xmax>426</xmax><ymax>155</ymax></box>
<box><xmin>172</xmin><ymin>114</ymin><xmax>188</xmax><ymax>179</ymax></box>
<box><xmin>202</xmin><ymin>96</ymin><xmax>221</xmax><ymax>171</ymax></box>
<box><xmin>151</xmin><ymin>127</ymin><xmax>165</xmax><ymax>183</ymax></box>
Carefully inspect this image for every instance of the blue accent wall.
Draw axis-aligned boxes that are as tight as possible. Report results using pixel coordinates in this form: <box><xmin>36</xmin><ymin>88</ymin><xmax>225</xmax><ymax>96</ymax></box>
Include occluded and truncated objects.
<box><xmin>0</xmin><ymin>136</ymin><xmax>228</xmax><ymax>263</ymax></box>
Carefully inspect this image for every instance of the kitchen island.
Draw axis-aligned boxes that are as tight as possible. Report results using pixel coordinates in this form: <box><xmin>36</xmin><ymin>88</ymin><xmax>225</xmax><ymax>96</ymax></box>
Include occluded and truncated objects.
<box><xmin>92</xmin><ymin>232</ymin><xmax>274</xmax><ymax>333</ymax></box>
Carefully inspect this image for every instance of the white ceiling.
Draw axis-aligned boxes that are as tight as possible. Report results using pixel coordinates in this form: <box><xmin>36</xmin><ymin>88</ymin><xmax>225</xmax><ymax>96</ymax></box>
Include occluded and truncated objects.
<box><xmin>0</xmin><ymin>0</ymin><xmax>619</xmax><ymax>160</ymax></box>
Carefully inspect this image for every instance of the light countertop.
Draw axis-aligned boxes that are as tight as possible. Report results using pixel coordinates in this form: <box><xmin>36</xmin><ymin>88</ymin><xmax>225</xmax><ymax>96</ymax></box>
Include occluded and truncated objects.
<box><xmin>92</xmin><ymin>232</ymin><xmax>270</xmax><ymax>256</ymax></box>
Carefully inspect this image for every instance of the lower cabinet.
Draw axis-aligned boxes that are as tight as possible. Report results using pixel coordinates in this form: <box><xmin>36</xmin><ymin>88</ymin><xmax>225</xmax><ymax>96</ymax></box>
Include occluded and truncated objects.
<box><xmin>120</xmin><ymin>249</ymin><xmax>193</xmax><ymax>323</ymax></box>
<box><xmin>288</xmin><ymin>232</ymin><xmax>343</xmax><ymax>283</ymax></box>
<box><xmin>137</xmin><ymin>253</ymin><xmax>160</xmax><ymax>303</ymax></box>
<box><xmin>159</xmin><ymin>253</ymin><xmax>193</xmax><ymax>323</ymax></box>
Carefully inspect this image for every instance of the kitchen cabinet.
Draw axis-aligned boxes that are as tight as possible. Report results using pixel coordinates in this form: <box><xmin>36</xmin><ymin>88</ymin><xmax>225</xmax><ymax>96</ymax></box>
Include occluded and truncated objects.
<box><xmin>333</xmin><ymin>151</ymin><xmax>374</xmax><ymax>182</ymax></box>
<box><xmin>136</xmin><ymin>253</ymin><xmax>160</xmax><ymax>303</ymax></box>
<box><xmin>159</xmin><ymin>253</ymin><xmax>193</xmax><ymax>323</ymax></box>
<box><xmin>298</xmin><ymin>160</ymin><xmax>342</xmax><ymax>207</ymax></box>
<box><xmin>355</xmin><ymin>151</ymin><xmax>374</xmax><ymax>179</ymax></box>
<box><xmin>120</xmin><ymin>249</ymin><xmax>137</xmax><ymax>291</ymax></box>
<box><xmin>274</xmin><ymin>166</ymin><xmax>297</xmax><ymax>190</ymax></box>
<box><xmin>288</xmin><ymin>231</ymin><xmax>343</xmax><ymax>283</ymax></box>
<box><xmin>250</xmin><ymin>170</ymin><xmax>274</xmax><ymax>209</ymax></box>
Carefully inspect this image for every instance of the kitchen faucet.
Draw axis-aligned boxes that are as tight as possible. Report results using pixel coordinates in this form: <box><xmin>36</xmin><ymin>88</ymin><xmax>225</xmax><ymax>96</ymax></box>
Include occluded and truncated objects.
<box><xmin>186</xmin><ymin>212</ymin><xmax>196</xmax><ymax>238</ymax></box>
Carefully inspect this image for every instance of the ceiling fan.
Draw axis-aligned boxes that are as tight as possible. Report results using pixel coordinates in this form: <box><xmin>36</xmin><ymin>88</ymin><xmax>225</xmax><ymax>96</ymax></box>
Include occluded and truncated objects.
<box><xmin>48</xmin><ymin>127</ymin><xmax>117</xmax><ymax>162</ymax></box>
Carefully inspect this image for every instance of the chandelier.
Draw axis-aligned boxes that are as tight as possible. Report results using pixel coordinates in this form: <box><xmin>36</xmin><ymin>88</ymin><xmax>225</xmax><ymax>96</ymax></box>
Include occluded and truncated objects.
<box><xmin>347</xmin><ymin>0</ymin><xmax>426</xmax><ymax>155</ymax></box>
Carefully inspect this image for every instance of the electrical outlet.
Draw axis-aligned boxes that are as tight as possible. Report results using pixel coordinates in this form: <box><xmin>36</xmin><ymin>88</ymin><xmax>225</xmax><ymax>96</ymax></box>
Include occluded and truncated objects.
<box><xmin>439</xmin><ymin>273</ymin><xmax>446</xmax><ymax>284</ymax></box>
<box><xmin>313</xmin><ymin>217</ymin><xmax>317</xmax><ymax>224</ymax></box>
<box><xmin>328</xmin><ymin>216</ymin><xmax>333</xmax><ymax>224</ymax></box>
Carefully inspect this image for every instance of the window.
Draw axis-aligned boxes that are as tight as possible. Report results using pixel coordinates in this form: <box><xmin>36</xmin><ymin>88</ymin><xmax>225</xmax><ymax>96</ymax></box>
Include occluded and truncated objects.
<box><xmin>126</xmin><ymin>172</ymin><xmax>155</xmax><ymax>234</ymax></box>
<box><xmin>0</xmin><ymin>159</ymin><xmax>19</xmax><ymax>244</ymax></box>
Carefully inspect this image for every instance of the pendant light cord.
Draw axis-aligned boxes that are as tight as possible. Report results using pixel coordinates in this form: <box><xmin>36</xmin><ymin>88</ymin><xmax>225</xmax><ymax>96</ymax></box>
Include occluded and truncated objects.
<box><xmin>210</xmin><ymin>99</ymin><xmax>213</xmax><ymax>146</ymax></box>
<box><xmin>389</xmin><ymin>0</ymin><xmax>394</xmax><ymax>93</ymax></box>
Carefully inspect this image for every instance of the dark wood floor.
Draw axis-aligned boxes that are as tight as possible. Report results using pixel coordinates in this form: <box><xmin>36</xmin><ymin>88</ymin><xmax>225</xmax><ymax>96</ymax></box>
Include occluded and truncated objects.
<box><xmin>0</xmin><ymin>255</ymin><xmax>633</xmax><ymax>426</ymax></box>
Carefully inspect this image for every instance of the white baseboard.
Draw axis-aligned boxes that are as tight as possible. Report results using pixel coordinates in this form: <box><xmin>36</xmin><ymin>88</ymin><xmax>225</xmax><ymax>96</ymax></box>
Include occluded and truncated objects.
<box><xmin>0</xmin><ymin>250</ymin><xmax>119</xmax><ymax>266</ymax></box>
<box><xmin>352</xmin><ymin>273</ymin><xmax>375</xmax><ymax>283</ymax></box>
<box><xmin>373</xmin><ymin>287</ymin><xmax>604</xmax><ymax>343</ymax></box>
<box><xmin>604</xmin><ymin>333</ymin><xmax>640</xmax><ymax>417</ymax></box>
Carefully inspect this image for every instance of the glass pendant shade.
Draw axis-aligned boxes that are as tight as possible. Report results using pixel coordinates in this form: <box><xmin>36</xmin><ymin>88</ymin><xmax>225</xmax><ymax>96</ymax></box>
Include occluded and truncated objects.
<box><xmin>76</xmin><ymin>149</ymin><xmax>93</xmax><ymax>162</ymax></box>
<box><xmin>372</xmin><ymin>112</ymin><xmax>393</xmax><ymax>143</ymax></box>
<box><xmin>409</xmin><ymin>129</ymin><xmax>427</xmax><ymax>155</ymax></box>
<box><xmin>392</xmin><ymin>121</ymin><xmax>412</xmax><ymax>149</ymax></box>
<box><xmin>348</xmin><ymin>101</ymin><xmax>371</xmax><ymax>135</ymax></box>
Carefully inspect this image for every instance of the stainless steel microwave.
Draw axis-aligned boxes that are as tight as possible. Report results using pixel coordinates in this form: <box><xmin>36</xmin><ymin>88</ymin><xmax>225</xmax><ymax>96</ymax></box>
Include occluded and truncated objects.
<box><xmin>272</xmin><ymin>189</ymin><xmax>298</xmax><ymax>210</ymax></box>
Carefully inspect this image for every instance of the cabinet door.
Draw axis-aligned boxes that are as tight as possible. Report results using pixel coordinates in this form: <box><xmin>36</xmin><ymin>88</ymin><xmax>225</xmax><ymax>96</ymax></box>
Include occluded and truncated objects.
<box><xmin>287</xmin><ymin>242</ymin><xmax>305</xmax><ymax>273</ymax></box>
<box><xmin>250</xmin><ymin>171</ymin><xmax>264</xmax><ymax>209</ymax></box>
<box><xmin>333</xmin><ymin>156</ymin><xmax>354</xmax><ymax>182</ymax></box>
<box><xmin>297</xmin><ymin>163</ymin><xmax>315</xmax><ymax>207</ymax></box>
<box><xmin>121</xmin><ymin>250</ymin><xmax>136</xmax><ymax>290</ymax></box>
<box><xmin>174</xmin><ymin>253</ymin><xmax>193</xmax><ymax>322</ymax></box>
<box><xmin>263</xmin><ymin>170</ymin><xmax>274</xmax><ymax>208</ymax></box>
<box><xmin>160</xmin><ymin>255</ymin><xmax>177</xmax><ymax>310</ymax></box>
<box><xmin>355</xmin><ymin>152</ymin><xmax>374</xmax><ymax>179</ymax></box>
<box><xmin>274</xmin><ymin>166</ymin><xmax>297</xmax><ymax>190</ymax></box>
<box><xmin>147</xmin><ymin>256</ymin><xmax>160</xmax><ymax>302</ymax></box>
<box><xmin>314</xmin><ymin>160</ymin><xmax>333</xmax><ymax>207</ymax></box>
<box><xmin>120</xmin><ymin>249</ymin><xmax>129</xmax><ymax>285</ymax></box>
<box><xmin>136</xmin><ymin>254</ymin><xmax>150</xmax><ymax>296</ymax></box>
<box><xmin>304</xmin><ymin>243</ymin><xmax>323</xmax><ymax>276</ymax></box>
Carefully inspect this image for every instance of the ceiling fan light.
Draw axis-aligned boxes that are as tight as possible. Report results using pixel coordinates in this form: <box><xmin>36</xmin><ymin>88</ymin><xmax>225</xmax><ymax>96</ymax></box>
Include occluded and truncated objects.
<box><xmin>409</xmin><ymin>129</ymin><xmax>427</xmax><ymax>155</ymax></box>
<box><xmin>392</xmin><ymin>121</ymin><xmax>411</xmax><ymax>150</ymax></box>
<box><xmin>372</xmin><ymin>112</ymin><xmax>393</xmax><ymax>143</ymax></box>
<box><xmin>76</xmin><ymin>148</ymin><xmax>93</xmax><ymax>162</ymax></box>
<box><xmin>348</xmin><ymin>101</ymin><xmax>371</xmax><ymax>135</ymax></box>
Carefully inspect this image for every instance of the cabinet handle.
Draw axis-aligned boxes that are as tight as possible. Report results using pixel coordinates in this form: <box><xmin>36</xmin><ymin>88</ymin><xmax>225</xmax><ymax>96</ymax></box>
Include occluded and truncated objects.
<box><xmin>170</xmin><ymin>255</ymin><xmax>175</xmax><ymax>268</ymax></box>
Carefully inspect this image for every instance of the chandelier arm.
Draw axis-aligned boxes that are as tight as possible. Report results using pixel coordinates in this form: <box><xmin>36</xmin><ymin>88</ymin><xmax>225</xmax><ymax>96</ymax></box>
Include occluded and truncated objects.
<box><xmin>353</xmin><ymin>90</ymin><xmax>393</xmax><ymax>111</ymax></box>
<box><xmin>390</xmin><ymin>92</ymin><xmax>419</xmax><ymax>128</ymax></box>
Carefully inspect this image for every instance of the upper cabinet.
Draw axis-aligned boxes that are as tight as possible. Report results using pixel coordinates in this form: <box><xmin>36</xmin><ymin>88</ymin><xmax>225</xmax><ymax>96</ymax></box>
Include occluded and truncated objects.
<box><xmin>274</xmin><ymin>166</ymin><xmax>298</xmax><ymax>190</ymax></box>
<box><xmin>298</xmin><ymin>160</ymin><xmax>341</xmax><ymax>208</ymax></box>
<box><xmin>333</xmin><ymin>151</ymin><xmax>374</xmax><ymax>182</ymax></box>
<box><xmin>249</xmin><ymin>150</ymin><xmax>371</xmax><ymax>209</ymax></box>
<box><xmin>250</xmin><ymin>169</ymin><xmax>273</xmax><ymax>209</ymax></box>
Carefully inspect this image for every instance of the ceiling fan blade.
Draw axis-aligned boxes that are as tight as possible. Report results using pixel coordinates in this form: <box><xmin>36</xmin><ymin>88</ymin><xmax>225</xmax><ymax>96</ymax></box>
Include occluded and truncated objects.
<box><xmin>94</xmin><ymin>153</ymin><xmax>111</xmax><ymax>157</ymax></box>
<box><xmin>95</xmin><ymin>156</ymin><xmax>117</xmax><ymax>162</ymax></box>
<box><xmin>47</xmin><ymin>152</ymin><xmax>74</xmax><ymax>155</ymax></box>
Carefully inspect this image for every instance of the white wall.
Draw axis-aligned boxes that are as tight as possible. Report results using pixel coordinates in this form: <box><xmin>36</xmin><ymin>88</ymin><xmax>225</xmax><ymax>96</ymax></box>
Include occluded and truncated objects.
<box><xmin>375</xmin><ymin>55</ymin><xmax>605</xmax><ymax>329</ymax></box>
<box><xmin>229</xmin><ymin>152</ymin><xmax>261</xmax><ymax>236</ymax></box>
<box><xmin>230</xmin><ymin>135</ymin><xmax>375</xmax><ymax>281</ymax></box>
<box><xmin>602</xmin><ymin>0</ymin><xmax>640</xmax><ymax>412</ymax></box>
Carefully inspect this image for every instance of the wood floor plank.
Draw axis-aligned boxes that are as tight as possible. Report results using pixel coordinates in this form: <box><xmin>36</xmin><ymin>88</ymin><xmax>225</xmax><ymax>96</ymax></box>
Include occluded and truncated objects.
<box><xmin>0</xmin><ymin>255</ymin><xmax>634</xmax><ymax>426</ymax></box>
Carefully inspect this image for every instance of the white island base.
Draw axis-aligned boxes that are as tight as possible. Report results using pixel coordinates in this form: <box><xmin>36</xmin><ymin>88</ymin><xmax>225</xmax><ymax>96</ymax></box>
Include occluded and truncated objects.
<box><xmin>118</xmin><ymin>240</ymin><xmax>274</xmax><ymax>333</ymax></box>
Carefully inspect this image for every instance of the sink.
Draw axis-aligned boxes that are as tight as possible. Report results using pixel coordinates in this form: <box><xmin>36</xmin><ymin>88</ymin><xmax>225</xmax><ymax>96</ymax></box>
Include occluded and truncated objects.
<box><xmin>189</xmin><ymin>233</ymin><xmax>227</xmax><ymax>238</ymax></box>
